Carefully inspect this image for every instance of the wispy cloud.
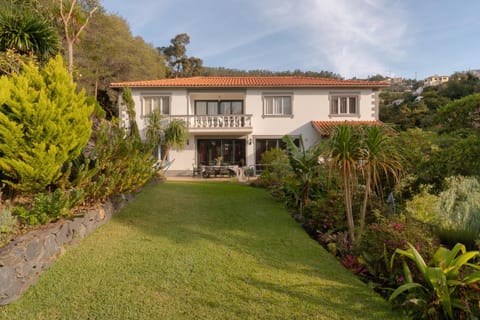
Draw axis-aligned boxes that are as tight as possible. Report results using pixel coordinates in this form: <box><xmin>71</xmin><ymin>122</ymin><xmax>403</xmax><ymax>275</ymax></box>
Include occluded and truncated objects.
<box><xmin>255</xmin><ymin>0</ymin><xmax>409</xmax><ymax>77</ymax></box>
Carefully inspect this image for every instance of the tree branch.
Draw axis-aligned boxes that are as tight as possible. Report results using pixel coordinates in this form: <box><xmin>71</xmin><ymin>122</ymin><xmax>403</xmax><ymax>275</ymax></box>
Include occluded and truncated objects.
<box><xmin>74</xmin><ymin>4</ymin><xmax>98</xmax><ymax>41</ymax></box>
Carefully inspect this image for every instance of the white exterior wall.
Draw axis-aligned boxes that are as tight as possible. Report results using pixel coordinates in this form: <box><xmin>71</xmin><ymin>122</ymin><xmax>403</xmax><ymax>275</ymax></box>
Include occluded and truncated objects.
<box><xmin>125</xmin><ymin>87</ymin><xmax>378</xmax><ymax>174</ymax></box>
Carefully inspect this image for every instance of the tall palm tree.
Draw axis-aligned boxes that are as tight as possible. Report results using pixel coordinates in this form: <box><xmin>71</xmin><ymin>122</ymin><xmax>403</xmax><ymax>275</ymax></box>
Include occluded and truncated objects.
<box><xmin>357</xmin><ymin>125</ymin><xmax>402</xmax><ymax>242</ymax></box>
<box><xmin>0</xmin><ymin>4</ymin><xmax>58</xmax><ymax>61</ymax></box>
<box><xmin>326</xmin><ymin>124</ymin><xmax>362</xmax><ymax>243</ymax></box>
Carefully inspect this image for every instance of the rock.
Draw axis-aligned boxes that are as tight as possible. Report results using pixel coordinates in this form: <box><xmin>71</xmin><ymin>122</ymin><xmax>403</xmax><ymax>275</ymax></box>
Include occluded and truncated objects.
<box><xmin>25</xmin><ymin>238</ymin><xmax>41</xmax><ymax>261</ymax></box>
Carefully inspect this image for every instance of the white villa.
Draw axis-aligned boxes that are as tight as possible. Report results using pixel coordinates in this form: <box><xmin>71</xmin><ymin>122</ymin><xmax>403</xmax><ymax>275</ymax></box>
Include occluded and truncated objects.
<box><xmin>111</xmin><ymin>76</ymin><xmax>387</xmax><ymax>176</ymax></box>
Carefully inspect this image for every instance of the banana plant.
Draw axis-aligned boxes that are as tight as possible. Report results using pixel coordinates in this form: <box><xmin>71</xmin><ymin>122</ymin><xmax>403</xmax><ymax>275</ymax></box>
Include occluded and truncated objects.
<box><xmin>389</xmin><ymin>242</ymin><xmax>480</xmax><ymax>319</ymax></box>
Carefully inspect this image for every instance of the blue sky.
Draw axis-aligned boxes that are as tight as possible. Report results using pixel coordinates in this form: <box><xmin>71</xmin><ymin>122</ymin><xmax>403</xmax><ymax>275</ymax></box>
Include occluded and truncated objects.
<box><xmin>101</xmin><ymin>0</ymin><xmax>480</xmax><ymax>80</ymax></box>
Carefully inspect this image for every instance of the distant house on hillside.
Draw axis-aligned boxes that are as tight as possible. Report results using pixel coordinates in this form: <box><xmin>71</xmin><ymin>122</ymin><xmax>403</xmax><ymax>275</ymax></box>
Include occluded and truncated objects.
<box><xmin>111</xmin><ymin>76</ymin><xmax>387</xmax><ymax>176</ymax></box>
<box><xmin>424</xmin><ymin>75</ymin><xmax>449</xmax><ymax>87</ymax></box>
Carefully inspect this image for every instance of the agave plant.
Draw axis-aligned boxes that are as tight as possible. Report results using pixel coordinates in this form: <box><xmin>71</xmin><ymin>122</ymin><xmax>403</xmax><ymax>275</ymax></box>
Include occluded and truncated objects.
<box><xmin>389</xmin><ymin>242</ymin><xmax>480</xmax><ymax>319</ymax></box>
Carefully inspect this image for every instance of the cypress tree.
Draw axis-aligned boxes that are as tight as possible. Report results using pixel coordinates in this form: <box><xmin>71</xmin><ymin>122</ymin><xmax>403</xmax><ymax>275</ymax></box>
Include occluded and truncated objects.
<box><xmin>0</xmin><ymin>55</ymin><xmax>93</xmax><ymax>193</ymax></box>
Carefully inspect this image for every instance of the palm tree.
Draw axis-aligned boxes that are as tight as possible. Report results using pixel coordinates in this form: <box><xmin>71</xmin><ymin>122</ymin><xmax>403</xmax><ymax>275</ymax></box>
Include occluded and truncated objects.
<box><xmin>326</xmin><ymin>124</ymin><xmax>362</xmax><ymax>243</ymax></box>
<box><xmin>0</xmin><ymin>4</ymin><xmax>58</xmax><ymax>60</ymax></box>
<box><xmin>283</xmin><ymin>135</ymin><xmax>323</xmax><ymax>215</ymax></box>
<box><xmin>357</xmin><ymin>125</ymin><xmax>402</xmax><ymax>242</ymax></box>
<box><xmin>145</xmin><ymin>109</ymin><xmax>164</xmax><ymax>158</ymax></box>
<box><xmin>162</xmin><ymin>119</ymin><xmax>188</xmax><ymax>164</ymax></box>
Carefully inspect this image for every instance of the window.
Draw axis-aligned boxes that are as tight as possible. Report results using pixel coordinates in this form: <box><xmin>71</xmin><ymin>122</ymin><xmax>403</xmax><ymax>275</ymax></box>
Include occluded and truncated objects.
<box><xmin>255</xmin><ymin>137</ymin><xmax>300</xmax><ymax>172</ymax></box>
<box><xmin>330</xmin><ymin>95</ymin><xmax>358</xmax><ymax>116</ymax></box>
<box><xmin>195</xmin><ymin>100</ymin><xmax>243</xmax><ymax>115</ymax></box>
<box><xmin>142</xmin><ymin>96</ymin><xmax>170</xmax><ymax>116</ymax></box>
<box><xmin>263</xmin><ymin>96</ymin><xmax>292</xmax><ymax>116</ymax></box>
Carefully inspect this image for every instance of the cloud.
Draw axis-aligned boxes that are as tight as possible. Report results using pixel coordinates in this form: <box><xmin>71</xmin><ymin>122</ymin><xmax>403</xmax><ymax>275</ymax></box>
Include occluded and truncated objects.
<box><xmin>255</xmin><ymin>0</ymin><xmax>409</xmax><ymax>77</ymax></box>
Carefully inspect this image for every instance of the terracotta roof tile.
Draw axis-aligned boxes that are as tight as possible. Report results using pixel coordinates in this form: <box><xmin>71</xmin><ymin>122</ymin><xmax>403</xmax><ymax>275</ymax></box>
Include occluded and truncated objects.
<box><xmin>111</xmin><ymin>76</ymin><xmax>388</xmax><ymax>89</ymax></box>
<box><xmin>311</xmin><ymin>120</ymin><xmax>384</xmax><ymax>136</ymax></box>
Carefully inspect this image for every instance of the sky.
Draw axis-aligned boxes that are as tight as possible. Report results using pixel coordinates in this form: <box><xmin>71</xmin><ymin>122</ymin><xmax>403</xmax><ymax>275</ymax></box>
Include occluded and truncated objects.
<box><xmin>101</xmin><ymin>0</ymin><xmax>480</xmax><ymax>80</ymax></box>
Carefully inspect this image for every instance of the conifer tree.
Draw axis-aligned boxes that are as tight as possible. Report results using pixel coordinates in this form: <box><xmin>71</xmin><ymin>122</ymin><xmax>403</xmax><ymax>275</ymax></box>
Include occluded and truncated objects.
<box><xmin>0</xmin><ymin>55</ymin><xmax>93</xmax><ymax>193</ymax></box>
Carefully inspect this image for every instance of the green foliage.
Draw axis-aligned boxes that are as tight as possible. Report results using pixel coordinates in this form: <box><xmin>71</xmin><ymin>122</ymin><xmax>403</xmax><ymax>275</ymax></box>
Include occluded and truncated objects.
<box><xmin>201</xmin><ymin>66</ymin><xmax>341</xmax><ymax>79</ymax></box>
<box><xmin>389</xmin><ymin>243</ymin><xmax>480</xmax><ymax>319</ymax></box>
<box><xmin>359</xmin><ymin>215</ymin><xmax>438</xmax><ymax>293</ymax></box>
<box><xmin>0</xmin><ymin>3</ymin><xmax>59</xmax><ymax>61</ymax></box>
<box><xmin>0</xmin><ymin>55</ymin><xmax>93</xmax><ymax>193</ymax></box>
<box><xmin>158</xmin><ymin>33</ymin><xmax>202</xmax><ymax>78</ymax></box>
<box><xmin>164</xmin><ymin>119</ymin><xmax>188</xmax><ymax>151</ymax></box>
<box><xmin>161</xmin><ymin>118</ymin><xmax>188</xmax><ymax>166</ymax></box>
<box><xmin>441</xmin><ymin>72</ymin><xmax>480</xmax><ymax>100</ymax></box>
<box><xmin>70</xmin><ymin>120</ymin><xmax>155</xmax><ymax>203</ymax></box>
<box><xmin>437</xmin><ymin>93</ymin><xmax>480</xmax><ymax>133</ymax></box>
<box><xmin>357</xmin><ymin>125</ymin><xmax>402</xmax><ymax>242</ymax></box>
<box><xmin>283</xmin><ymin>135</ymin><xmax>324</xmax><ymax>215</ymax></box>
<box><xmin>325</xmin><ymin>124</ymin><xmax>362</xmax><ymax>242</ymax></box>
<box><xmin>404</xmin><ymin>185</ymin><xmax>440</xmax><ymax>223</ymax></box>
<box><xmin>395</xmin><ymin>128</ymin><xmax>480</xmax><ymax>194</ymax></box>
<box><xmin>13</xmin><ymin>188</ymin><xmax>76</xmax><ymax>225</ymax></box>
<box><xmin>257</xmin><ymin>147</ymin><xmax>292</xmax><ymax>189</ymax></box>
<box><xmin>75</xmin><ymin>12</ymin><xmax>165</xmax><ymax>115</ymax></box>
<box><xmin>436</xmin><ymin>176</ymin><xmax>480</xmax><ymax>240</ymax></box>
<box><xmin>1</xmin><ymin>182</ymin><xmax>402</xmax><ymax>319</ymax></box>
<box><xmin>121</xmin><ymin>87</ymin><xmax>139</xmax><ymax>138</ymax></box>
<box><xmin>0</xmin><ymin>207</ymin><xmax>16</xmax><ymax>233</ymax></box>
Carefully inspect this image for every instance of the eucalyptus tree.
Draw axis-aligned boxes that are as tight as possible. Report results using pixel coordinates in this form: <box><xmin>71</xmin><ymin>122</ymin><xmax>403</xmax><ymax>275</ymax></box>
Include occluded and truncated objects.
<box><xmin>57</xmin><ymin>0</ymin><xmax>99</xmax><ymax>75</ymax></box>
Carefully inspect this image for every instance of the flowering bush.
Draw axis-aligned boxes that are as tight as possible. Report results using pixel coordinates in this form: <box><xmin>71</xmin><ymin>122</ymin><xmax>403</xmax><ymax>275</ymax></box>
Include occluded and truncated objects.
<box><xmin>359</xmin><ymin>214</ymin><xmax>439</xmax><ymax>294</ymax></box>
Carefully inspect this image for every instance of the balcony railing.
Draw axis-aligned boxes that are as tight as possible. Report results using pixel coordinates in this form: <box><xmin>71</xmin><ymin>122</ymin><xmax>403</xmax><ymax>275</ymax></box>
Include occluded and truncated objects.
<box><xmin>171</xmin><ymin>114</ymin><xmax>252</xmax><ymax>129</ymax></box>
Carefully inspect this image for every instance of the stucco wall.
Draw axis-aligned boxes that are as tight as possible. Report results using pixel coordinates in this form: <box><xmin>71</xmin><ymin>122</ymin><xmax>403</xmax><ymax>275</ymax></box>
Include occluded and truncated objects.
<box><xmin>125</xmin><ymin>87</ymin><xmax>377</xmax><ymax>172</ymax></box>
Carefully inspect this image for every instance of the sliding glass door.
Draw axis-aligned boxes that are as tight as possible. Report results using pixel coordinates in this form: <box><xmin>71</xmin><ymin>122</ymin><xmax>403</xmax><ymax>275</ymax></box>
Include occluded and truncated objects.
<box><xmin>197</xmin><ymin>139</ymin><xmax>246</xmax><ymax>166</ymax></box>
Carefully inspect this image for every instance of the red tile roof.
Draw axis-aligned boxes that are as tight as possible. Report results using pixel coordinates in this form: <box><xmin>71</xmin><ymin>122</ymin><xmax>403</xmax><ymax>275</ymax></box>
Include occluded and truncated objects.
<box><xmin>111</xmin><ymin>76</ymin><xmax>388</xmax><ymax>89</ymax></box>
<box><xmin>311</xmin><ymin>120</ymin><xmax>383</xmax><ymax>136</ymax></box>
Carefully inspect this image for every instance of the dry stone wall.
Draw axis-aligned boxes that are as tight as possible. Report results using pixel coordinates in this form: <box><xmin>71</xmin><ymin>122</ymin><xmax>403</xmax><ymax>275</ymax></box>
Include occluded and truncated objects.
<box><xmin>0</xmin><ymin>195</ymin><xmax>133</xmax><ymax>306</ymax></box>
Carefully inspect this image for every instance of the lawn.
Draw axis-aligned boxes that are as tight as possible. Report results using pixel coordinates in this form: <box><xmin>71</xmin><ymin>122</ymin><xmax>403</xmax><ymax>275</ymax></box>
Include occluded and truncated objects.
<box><xmin>1</xmin><ymin>182</ymin><xmax>403</xmax><ymax>319</ymax></box>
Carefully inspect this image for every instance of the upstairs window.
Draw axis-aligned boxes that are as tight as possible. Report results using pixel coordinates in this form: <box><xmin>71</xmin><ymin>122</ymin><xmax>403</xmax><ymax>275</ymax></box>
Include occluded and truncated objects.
<box><xmin>142</xmin><ymin>96</ymin><xmax>170</xmax><ymax>117</ymax></box>
<box><xmin>263</xmin><ymin>96</ymin><xmax>292</xmax><ymax>116</ymax></box>
<box><xmin>330</xmin><ymin>95</ymin><xmax>358</xmax><ymax>116</ymax></box>
<box><xmin>195</xmin><ymin>100</ymin><xmax>243</xmax><ymax>115</ymax></box>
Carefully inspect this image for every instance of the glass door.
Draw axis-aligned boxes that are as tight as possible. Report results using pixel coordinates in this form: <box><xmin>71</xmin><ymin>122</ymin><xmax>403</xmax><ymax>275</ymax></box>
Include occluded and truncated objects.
<box><xmin>197</xmin><ymin>139</ymin><xmax>246</xmax><ymax>166</ymax></box>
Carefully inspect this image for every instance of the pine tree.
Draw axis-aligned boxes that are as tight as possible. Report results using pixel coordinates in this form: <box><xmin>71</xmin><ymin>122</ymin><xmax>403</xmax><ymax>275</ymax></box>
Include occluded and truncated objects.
<box><xmin>0</xmin><ymin>55</ymin><xmax>93</xmax><ymax>193</ymax></box>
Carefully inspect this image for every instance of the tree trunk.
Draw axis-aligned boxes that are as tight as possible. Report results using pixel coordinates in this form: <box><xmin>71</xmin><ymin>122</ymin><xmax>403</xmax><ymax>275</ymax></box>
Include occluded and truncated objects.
<box><xmin>343</xmin><ymin>165</ymin><xmax>355</xmax><ymax>243</ymax></box>
<box><xmin>67</xmin><ymin>40</ymin><xmax>74</xmax><ymax>75</ymax></box>
<box><xmin>358</xmin><ymin>169</ymin><xmax>371</xmax><ymax>244</ymax></box>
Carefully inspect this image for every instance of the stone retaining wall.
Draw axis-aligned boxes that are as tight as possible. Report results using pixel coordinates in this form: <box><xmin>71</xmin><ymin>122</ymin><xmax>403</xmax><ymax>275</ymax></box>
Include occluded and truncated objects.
<box><xmin>0</xmin><ymin>196</ymin><xmax>131</xmax><ymax>306</ymax></box>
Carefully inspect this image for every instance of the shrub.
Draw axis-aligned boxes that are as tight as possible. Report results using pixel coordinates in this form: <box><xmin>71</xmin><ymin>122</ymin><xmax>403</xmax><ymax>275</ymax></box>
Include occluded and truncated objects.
<box><xmin>404</xmin><ymin>185</ymin><xmax>439</xmax><ymax>224</ymax></box>
<box><xmin>436</xmin><ymin>176</ymin><xmax>480</xmax><ymax>238</ymax></box>
<box><xmin>389</xmin><ymin>243</ymin><xmax>480</xmax><ymax>319</ymax></box>
<box><xmin>257</xmin><ymin>148</ymin><xmax>291</xmax><ymax>189</ymax></box>
<box><xmin>69</xmin><ymin>120</ymin><xmax>155</xmax><ymax>203</ymax></box>
<box><xmin>0</xmin><ymin>207</ymin><xmax>16</xmax><ymax>233</ymax></box>
<box><xmin>359</xmin><ymin>214</ymin><xmax>439</xmax><ymax>293</ymax></box>
<box><xmin>0</xmin><ymin>56</ymin><xmax>93</xmax><ymax>193</ymax></box>
<box><xmin>307</xmin><ymin>191</ymin><xmax>347</xmax><ymax>237</ymax></box>
<box><xmin>13</xmin><ymin>188</ymin><xmax>76</xmax><ymax>225</ymax></box>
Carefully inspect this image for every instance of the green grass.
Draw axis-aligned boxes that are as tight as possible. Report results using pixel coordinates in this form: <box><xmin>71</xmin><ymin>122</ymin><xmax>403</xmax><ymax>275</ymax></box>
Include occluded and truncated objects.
<box><xmin>1</xmin><ymin>182</ymin><xmax>403</xmax><ymax>319</ymax></box>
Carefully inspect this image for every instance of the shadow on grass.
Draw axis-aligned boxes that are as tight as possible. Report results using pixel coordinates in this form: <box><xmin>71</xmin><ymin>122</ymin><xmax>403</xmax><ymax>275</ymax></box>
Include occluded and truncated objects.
<box><xmin>112</xmin><ymin>181</ymin><xmax>402</xmax><ymax>319</ymax></box>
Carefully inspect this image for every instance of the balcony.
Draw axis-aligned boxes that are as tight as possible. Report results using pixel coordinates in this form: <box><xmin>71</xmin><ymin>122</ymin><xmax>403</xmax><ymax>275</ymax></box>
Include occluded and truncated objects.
<box><xmin>171</xmin><ymin>114</ymin><xmax>253</xmax><ymax>133</ymax></box>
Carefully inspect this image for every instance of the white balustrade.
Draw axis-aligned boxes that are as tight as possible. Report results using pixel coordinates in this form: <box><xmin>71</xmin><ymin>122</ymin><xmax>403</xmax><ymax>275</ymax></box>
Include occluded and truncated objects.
<box><xmin>170</xmin><ymin>114</ymin><xmax>252</xmax><ymax>129</ymax></box>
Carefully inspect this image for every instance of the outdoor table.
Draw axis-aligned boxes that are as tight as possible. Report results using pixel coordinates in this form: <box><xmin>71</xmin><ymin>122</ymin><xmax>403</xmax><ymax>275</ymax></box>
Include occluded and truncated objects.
<box><xmin>201</xmin><ymin>165</ymin><xmax>241</xmax><ymax>179</ymax></box>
